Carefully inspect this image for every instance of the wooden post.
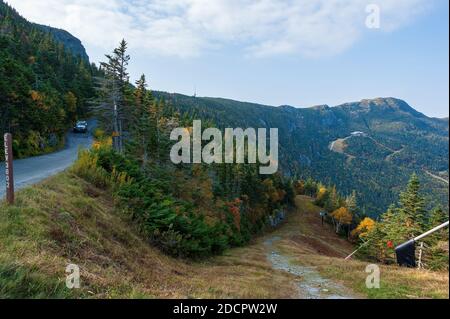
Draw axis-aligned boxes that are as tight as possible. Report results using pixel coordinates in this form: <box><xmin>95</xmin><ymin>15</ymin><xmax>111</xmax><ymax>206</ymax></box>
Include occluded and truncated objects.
<box><xmin>4</xmin><ymin>133</ymin><xmax>14</xmax><ymax>205</ymax></box>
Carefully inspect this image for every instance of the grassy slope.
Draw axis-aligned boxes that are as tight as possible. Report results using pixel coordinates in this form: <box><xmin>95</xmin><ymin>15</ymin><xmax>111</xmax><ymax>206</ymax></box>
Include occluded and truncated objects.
<box><xmin>0</xmin><ymin>172</ymin><xmax>296</xmax><ymax>298</ymax></box>
<box><xmin>277</xmin><ymin>197</ymin><xmax>449</xmax><ymax>299</ymax></box>
<box><xmin>0</xmin><ymin>174</ymin><xmax>448</xmax><ymax>299</ymax></box>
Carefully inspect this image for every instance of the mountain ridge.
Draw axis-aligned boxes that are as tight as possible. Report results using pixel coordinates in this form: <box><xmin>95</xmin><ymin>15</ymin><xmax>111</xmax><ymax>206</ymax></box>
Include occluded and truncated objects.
<box><xmin>0</xmin><ymin>1</ymin><xmax>89</xmax><ymax>62</ymax></box>
<box><xmin>160</xmin><ymin>92</ymin><xmax>446</xmax><ymax>120</ymax></box>
<box><xmin>1</xmin><ymin>0</ymin><xmax>447</xmax><ymax>216</ymax></box>
<box><xmin>33</xmin><ymin>23</ymin><xmax>90</xmax><ymax>61</ymax></box>
<box><xmin>154</xmin><ymin>91</ymin><xmax>449</xmax><ymax>216</ymax></box>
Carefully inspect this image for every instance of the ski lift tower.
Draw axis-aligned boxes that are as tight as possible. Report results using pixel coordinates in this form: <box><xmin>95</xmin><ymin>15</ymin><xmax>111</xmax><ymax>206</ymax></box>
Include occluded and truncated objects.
<box><xmin>395</xmin><ymin>221</ymin><xmax>449</xmax><ymax>268</ymax></box>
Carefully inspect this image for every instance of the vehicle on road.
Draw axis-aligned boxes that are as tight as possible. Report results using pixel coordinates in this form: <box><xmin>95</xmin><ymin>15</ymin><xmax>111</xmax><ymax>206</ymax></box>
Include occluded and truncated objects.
<box><xmin>73</xmin><ymin>121</ymin><xmax>88</xmax><ymax>133</ymax></box>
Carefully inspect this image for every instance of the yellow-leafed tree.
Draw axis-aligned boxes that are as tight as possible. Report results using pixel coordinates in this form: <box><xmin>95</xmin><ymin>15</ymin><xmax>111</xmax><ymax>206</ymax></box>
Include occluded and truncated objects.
<box><xmin>294</xmin><ymin>180</ymin><xmax>305</xmax><ymax>195</ymax></box>
<box><xmin>351</xmin><ymin>217</ymin><xmax>376</xmax><ymax>240</ymax></box>
<box><xmin>316</xmin><ymin>186</ymin><xmax>328</xmax><ymax>201</ymax></box>
<box><xmin>331</xmin><ymin>207</ymin><xmax>353</xmax><ymax>234</ymax></box>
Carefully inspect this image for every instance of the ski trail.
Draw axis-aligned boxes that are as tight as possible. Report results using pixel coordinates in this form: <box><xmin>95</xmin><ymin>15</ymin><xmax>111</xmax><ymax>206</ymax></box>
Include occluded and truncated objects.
<box><xmin>264</xmin><ymin>236</ymin><xmax>355</xmax><ymax>299</ymax></box>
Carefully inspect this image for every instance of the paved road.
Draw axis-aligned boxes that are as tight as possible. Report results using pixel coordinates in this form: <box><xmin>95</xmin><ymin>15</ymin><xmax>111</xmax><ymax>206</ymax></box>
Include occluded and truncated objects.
<box><xmin>1</xmin><ymin>125</ymin><xmax>94</xmax><ymax>199</ymax></box>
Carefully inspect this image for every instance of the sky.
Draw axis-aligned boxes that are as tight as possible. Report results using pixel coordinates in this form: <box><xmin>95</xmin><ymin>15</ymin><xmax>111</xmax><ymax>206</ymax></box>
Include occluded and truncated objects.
<box><xmin>6</xmin><ymin>0</ymin><xmax>449</xmax><ymax>117</ymax></box>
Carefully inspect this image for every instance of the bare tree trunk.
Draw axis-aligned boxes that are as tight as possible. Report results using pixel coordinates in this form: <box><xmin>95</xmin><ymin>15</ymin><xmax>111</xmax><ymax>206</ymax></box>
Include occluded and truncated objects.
<box><xmin>113</xmin><ymin>101</ymin><xmax>120</xmax><ymax>152</ymax></box>
<box><xmin>336</xmin><ymin>221</ymin><xmax>341</xmax><ymax>234</ymax></box>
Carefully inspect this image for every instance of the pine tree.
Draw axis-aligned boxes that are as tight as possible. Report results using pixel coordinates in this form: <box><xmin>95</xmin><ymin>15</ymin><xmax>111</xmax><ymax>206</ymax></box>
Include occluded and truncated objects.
<box><xmin>149</xmin><ymin>98</ymin><xmax>164</xmax><ymax>160</ymax></box>
<box><xmin>304</xmin><ymin>178</ymin><xmax>316</xmax><ymax>197</ymax></box>
<box><xmin>381</xmin><ymin>206</ymin><xmax>409</xmax><ymax>245</ymax></box>
<box><xmin>346</xmin><ymin>190</ymin><xmax>358</xmax><ymax>215</ymax></box>
<box><xmin>428</xmin><ymin>205</ymin><xmax>449</xmax><ymax>242</ymax></box>
<box><xmin>362</xmin><ymin>175</ymin><xmax>436</xmax><ymax>264</ymax></box>
<box><xmin>98</xmin><ymin>39</ymin><xmax>131</xmax><ymax>153</ymax></box>
<box><xmin>127</xmin><ymin>74</ymin><xmax>154</xmax><ymax>167</ymax></box>
<box><xmin>429</xmin><ymin>206</ymin><xmax>448</xmax><ymax>228</ymax></box>
<box><xmin>362</xmin><ymin>205</ymin><xmax>399</xmax><ymax>262</ymax></box>
<box><xmin>325</xmin><ymin>186</ymin><xmax>340</xmax><ymax>212</ymax></box>
<box><xmin>398</xmin><ymin>173</ymin><xmax>427</xmax><ymax>237</ymax></box>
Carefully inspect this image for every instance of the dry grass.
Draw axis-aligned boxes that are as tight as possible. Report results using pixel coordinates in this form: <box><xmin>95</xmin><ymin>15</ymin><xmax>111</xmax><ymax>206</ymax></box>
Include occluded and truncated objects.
<box><xmin>270</xmin><ymin>196</ymin><xmax>449</xmax><ymax>299</ymax></box>
<box><xmin>0</xmin><ymin>172</ymin><xmax>296</xmax><ymax>299</ymax></box>
<box><xmin>301</xmin><ymin>255</ymin><xmax>449</xmax><ymax>299</ymax></box>
<box><xmin>1</xmin><ymin>177</ymin><xmax>448</xmax><ymax>299</ymax></box>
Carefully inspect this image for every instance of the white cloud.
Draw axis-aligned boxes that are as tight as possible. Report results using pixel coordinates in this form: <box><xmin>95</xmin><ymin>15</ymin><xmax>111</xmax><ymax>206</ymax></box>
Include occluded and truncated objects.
<box><xmin>5</xmin><ymin>0</ymin><xmax>432</xmax><ymax>58</ymax></box>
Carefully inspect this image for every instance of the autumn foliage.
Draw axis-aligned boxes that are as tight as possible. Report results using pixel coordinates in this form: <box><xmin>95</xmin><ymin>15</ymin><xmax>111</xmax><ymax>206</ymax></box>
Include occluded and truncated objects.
<box><xmin>351</xmin><ymin>217</ymin><xmax>376</xmax><ymax>239</ymax></box>
<box><xmin>226</xmin><ymin>199</ymin><xmax>242</xmax><ymax>231</ymax></box>
<box><xmin>331</xmin><ymin>207</ymin><xmax>353</xmax><ymax>234</ymax></box>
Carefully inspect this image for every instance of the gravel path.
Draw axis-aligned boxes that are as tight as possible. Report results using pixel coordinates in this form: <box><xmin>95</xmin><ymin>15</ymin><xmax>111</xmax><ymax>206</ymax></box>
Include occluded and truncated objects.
<box><xmin>264</xmin><ymin>236</ymin><xmax>355</xmax><ymax>299</ymax></box>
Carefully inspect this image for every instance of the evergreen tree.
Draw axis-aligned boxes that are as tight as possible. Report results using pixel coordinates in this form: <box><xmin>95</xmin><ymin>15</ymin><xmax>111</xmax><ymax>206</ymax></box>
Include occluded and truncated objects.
<box><xmin>398</xmin><ymin>173</ymin><xmax>427</xmax><ymax>237</ymax></box>
<box><xmin>428</xmin><ymin>205</ymin><xmax>449</xmax><ymax>242</ymax></box>
<box><xmin>304</xmin><ymin>178</ymin><xmax>316</xmax><ymax>197</ymax></box>
<box><xmin>361</xmin><ymin>175</ymin><xmax>447</xmax><ymax>267</ymax></box>
<box><xmin>346</xmin><ymin>190</ymin><xmax>358</xmax><ymax>215</ymax></box>
<box><xmin>429</xmin><ymin>206</ymin><xmax>448</xmax><ymax>228</ymax></box>
<box><xmin>97</xmin><ymin>39</ymin><xmax>131</xmax><ymax>153</ymax></box>
<box><xmin>127</xmin><ymin>74</ymin><xmax>155</xmax><ymax>167</ymax></box>
<box><xmin>325</xmin><ymin>186</ymin><xmax>340</xmax><ymax>212</ymax></box>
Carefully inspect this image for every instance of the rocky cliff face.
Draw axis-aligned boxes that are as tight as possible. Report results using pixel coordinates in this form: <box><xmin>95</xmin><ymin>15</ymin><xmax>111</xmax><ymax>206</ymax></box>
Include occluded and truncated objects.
<box><xmin>34</xmin><ymin>23</ymin><xmax>89</xmax><ymax>61</ymax></box>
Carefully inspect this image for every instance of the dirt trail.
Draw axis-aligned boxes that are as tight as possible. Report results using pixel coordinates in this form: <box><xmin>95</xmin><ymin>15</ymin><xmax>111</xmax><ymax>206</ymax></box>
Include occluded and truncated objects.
<box><xmin>385</xmin><ymin>147</ymin><xmax>404</xmax><ymax>161</ymax></box>
<box><xmin>329</xmin><ymin>134</ymin><xmax>405</xmax><ymax>163</ymax></box>
<box><xmin>254</xmin><ymin>196</ymin><xmax>360</xmax><ymax>299</ymax></box>
<box><xmin>264</xmin><ymin>236</ymin><xmax>354</xmax><ymax>299</ymax></box>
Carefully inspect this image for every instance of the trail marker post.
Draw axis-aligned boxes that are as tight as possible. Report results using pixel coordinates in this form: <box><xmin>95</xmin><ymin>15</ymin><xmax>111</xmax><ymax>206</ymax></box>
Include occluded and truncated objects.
<box><xmin>4</xmin><ymin>133</ymin><xmax>14</xmax><ymax>205</ymax></box>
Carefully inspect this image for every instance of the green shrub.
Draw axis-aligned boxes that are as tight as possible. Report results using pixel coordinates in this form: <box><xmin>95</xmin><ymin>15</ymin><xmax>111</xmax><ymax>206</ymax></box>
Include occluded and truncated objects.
<box><xmin>88</xmin><ymin>147</ymin><xmax>233</xmax><ymax>258</ymax></box>
<box><xmin>73</xmin><ymin>146</ymin><xmax>293</xmax><ymax>258</ymax></box>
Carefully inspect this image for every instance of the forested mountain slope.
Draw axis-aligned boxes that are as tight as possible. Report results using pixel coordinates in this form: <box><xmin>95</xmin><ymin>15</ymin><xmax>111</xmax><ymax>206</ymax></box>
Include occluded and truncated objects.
<box><xmin>154</xmin><ymin>92</ymin><xmax>449</xmax><ymax>216</ymax></box>
<box><xmin>34</xmin><ymin>24</ymin><xmax>89</xmax><ymax>62</ymax></box>
<box><xmin>0</xmin><ymin>0</ymin><xmax>96</xmax><ymax>159</ymax></box>
<box><xmin>1</xmin><ymin>0</ymin><xmax>447</xmax><ymax>217</ymax></box>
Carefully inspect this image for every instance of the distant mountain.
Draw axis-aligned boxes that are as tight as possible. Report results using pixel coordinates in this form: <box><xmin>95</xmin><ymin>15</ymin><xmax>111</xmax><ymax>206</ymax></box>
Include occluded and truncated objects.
<box><xmin>34</xmin><ymin>24</ymin><xmax>89</xmax><ymax>62</ymax></box>
<box><xmin>154</xmin><ymin>92</ymin><xmax>449</xmax><ymax>216</ymax></box>
<box><xmin>2</xmin><ymin>0</ymin><xmax>447</xmax><ymax>218</ymax></box>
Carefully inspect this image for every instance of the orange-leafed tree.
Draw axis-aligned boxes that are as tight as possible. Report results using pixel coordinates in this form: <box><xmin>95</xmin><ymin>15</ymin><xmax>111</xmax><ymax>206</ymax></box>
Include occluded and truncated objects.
<box><xmin>226</xmin><ymin>198</ymin><xmax>242</xmax><ymax>231</ymax></box>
